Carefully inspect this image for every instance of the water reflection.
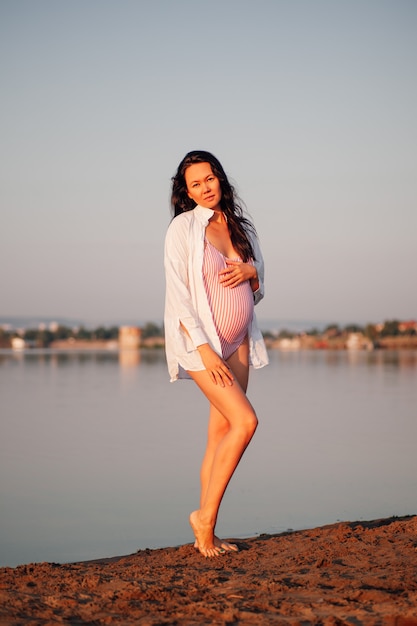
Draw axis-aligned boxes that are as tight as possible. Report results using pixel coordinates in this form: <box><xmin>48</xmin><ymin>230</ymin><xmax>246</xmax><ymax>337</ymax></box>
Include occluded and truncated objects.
<box><xmin>119</xmin><ymin>350</ymin><xmax>141</xmax><ymax>369</ymax></box>
<box><xmin>272</xmin><ymin>347</ymin><xmax>417</xmax><ymax>371</ymax></box>
<box><xmin>2</xmin><ymin>347</ymin><xmax>415</xmax><ymax>370</ymax></box>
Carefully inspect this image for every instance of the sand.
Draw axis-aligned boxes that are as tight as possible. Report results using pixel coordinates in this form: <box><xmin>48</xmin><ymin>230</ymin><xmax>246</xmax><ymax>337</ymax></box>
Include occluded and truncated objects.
<box><xmin>1</xmin><ymin>515</ymin><xmax>416</xmax><ymax>625</ymax></box>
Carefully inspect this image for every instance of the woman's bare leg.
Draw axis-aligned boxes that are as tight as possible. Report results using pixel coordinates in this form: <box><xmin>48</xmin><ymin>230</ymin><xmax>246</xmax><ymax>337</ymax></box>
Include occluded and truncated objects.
<box><xmin>189</xmin><ymin>339</ymin><xmax>257</xmax><ymax>557</ymax></box>
<box><xmin>199</xmin><ymin>405</ymin><xmax>229</xmax><ymax>509</ymax></box>
<box><xmin>196</xmin><ymin>405</ymin><xmax>238</xmax><ymax>551</ymax></box>
<box><xmin>199</xmin><ymin>336</ymin><xmax>250</xmax><ymax>505</ymax></box>
<box><xmin>196</xmin><ymin>339</ymin><xmax>250</xmax><ymax>552</ymax></box>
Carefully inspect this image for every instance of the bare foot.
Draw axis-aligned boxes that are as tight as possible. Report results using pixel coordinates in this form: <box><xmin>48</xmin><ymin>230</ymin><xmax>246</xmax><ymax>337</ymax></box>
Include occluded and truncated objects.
<box><xmin>194</xmin><ymin>536</ymin><xmax>238</xmax><ymax>552</ymax></box>
<box><xmin>189</xmin><ymin>510</ymin><xmax>223</xmax><ymax>558</ymax></box>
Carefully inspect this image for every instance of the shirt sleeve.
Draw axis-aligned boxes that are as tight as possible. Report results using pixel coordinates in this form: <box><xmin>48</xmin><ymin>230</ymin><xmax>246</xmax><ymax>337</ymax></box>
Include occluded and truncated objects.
<box><xmin>251</xmin><ymin>232</ymin><xmax>265</xmax><ymax>306</ymax></box>
<box><xmin>164</xmin><ymin>217</ymin><xmax>209</xmax><ymax>348</ymax></box>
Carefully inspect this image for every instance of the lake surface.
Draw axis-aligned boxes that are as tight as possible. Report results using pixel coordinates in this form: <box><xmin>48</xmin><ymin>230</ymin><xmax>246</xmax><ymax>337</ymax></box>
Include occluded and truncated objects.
<box><xmin>1</xmin><ymin>348</ymin><xmax>416</xmax><ymax>568</ymax></box>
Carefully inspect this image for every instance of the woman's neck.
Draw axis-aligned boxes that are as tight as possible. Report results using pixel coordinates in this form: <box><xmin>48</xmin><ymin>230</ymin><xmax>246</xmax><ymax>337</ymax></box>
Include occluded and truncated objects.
<box><xmin>209</xmin><ymin>208</ymin><xmax>226</xmax><ymax>224</ymax></box>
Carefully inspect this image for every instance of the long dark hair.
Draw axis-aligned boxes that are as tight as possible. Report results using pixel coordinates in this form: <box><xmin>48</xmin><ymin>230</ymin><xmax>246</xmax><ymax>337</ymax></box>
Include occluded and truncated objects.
<box><xmin>171</xmin><ymin>150</ymin><xmax>256</xmax><ymax>262</ymax></box>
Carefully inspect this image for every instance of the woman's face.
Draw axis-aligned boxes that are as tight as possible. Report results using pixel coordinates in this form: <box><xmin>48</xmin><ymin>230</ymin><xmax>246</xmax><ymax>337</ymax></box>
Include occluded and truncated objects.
<box><xmin>185</xmin><ymin>162</ymin><xmax>222</xmax><ymax>210</ymax></box>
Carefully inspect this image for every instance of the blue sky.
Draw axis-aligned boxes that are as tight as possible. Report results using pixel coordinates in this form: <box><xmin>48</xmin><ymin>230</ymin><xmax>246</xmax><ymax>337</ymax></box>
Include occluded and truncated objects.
<box><xmin>1</xmin><ymin>0</ymin><xmax>416</xmax><ymax>327</ymax></box>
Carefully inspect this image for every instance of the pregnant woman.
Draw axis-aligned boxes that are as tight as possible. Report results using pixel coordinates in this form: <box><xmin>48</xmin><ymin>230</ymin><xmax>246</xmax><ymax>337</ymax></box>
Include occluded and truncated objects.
<box><xmin>164</xmin><ymin>150</ymin><xmax>268</xmax><ymax>557</ymax></box>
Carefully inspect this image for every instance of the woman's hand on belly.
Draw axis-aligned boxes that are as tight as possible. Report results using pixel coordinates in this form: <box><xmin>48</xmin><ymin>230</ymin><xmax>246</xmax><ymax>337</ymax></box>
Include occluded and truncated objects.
<box><xmin>197</xmin><ymin>343</ymin><xmax>234</xmax><ymax>387</ymax></box>
<box><xmin>219</xmin><ymin>260</ymin><xmax>258</xmax><ymax>290</ymax></box>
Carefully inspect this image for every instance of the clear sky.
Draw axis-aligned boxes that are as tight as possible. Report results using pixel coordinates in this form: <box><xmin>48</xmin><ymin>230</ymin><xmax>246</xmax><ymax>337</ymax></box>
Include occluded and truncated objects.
<box><xmin>1</xmin><ymin>0</ymin><xmax>416</xmax><ymax>327</ymax></box>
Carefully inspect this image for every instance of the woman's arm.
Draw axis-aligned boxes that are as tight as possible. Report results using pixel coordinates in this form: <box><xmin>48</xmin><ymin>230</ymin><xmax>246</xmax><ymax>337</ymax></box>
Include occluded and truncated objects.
<box><xmin>218</xmin><ymin>261</ymin><xmax>258</xmax><ymax>291</ymax></box>
<box><xmin>250</xmin><ymin>233</ymin><xmax>265</xmax><ymax>305</ymax></box>
<box><xmin>217</xmin><ymin>232</ymin><xmax>265</xmax><ymax>303</ymax></box>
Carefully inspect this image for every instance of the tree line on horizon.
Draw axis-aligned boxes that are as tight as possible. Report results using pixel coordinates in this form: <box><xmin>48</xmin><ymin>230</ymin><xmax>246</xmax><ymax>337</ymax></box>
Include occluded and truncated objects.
<box><xmin>0</xmin><ymin>319</ymin><xmax>415</xmax><ymax>349</ymax></box>
<box><xmin>267</xmin><ymin>320</ymin><xmax>416</xmax><ymax>341</ymax></box>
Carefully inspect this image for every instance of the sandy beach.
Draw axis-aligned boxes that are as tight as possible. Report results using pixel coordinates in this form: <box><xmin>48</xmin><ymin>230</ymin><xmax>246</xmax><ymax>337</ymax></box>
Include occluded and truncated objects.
<box><xmin>1</xmin><ymin>515</ymin><xmax>416</xmax><ymax>625</ymax></box>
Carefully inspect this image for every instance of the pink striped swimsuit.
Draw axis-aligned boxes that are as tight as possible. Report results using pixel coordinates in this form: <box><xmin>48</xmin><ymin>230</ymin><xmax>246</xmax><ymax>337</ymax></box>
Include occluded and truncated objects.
<box><xmin>203</xmin><ymin>239</ymin><xmax>254</xmax><ymax>360</ymax></box>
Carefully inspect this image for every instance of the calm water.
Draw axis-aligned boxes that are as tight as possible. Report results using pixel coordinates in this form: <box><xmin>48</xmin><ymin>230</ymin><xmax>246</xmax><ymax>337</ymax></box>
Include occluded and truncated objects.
<box><xmin>1</xmin><ymin>348</ymin><xmax>416</xmax><ymax>568</ymax></box>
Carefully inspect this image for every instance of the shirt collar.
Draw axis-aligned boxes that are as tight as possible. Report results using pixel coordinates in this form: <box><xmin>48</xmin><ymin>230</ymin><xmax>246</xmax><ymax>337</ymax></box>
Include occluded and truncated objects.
<box><xmin>194</xmin><ymin>204</ymin><xmax>214</xmax><ymax>224</ymax></box>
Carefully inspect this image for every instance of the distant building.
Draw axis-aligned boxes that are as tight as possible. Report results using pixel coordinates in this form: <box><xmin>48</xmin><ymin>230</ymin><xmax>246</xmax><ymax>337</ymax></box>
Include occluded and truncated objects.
<box><xmin>119</xmin><ymin>326</ymin><xmax>141</xmax><ymax>350</ymax></box>
<box><xmin>11</xmin><ymin>337</ymin><xmax>26</xmax><ymax>350</ymax></box>
<box><xmin>273</xmin><ymin>337</ymin><xmax>301</xmax><ymax>351</ymax></box>
<box><xmin>398</xmin><ymin>320</ymin><xmax>417</xmax><ymax>333</ymax></box>
<box><xmin>346</xmin><ymin>333</ymin><xmax>373</xmax><ymax>351</ymax></box>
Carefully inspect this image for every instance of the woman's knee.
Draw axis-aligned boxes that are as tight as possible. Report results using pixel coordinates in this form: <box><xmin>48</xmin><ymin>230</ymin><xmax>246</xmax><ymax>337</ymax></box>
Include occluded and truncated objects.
<box><xmin>250</xmin><ymin>412</ymin><xmax>259</xmax><ymax>435</ymax></box>
<box><xmin>240</xmin><ymin>408</ymin><xmax>258</xmax><ymax>438</ymax></box>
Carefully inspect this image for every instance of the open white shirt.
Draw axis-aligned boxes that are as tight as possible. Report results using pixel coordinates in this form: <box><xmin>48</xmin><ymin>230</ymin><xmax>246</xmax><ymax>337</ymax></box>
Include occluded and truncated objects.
<box><xmin>164</xmin><ymin>204</ymin><xmax>269</xmax><ymax>382</ymax></box>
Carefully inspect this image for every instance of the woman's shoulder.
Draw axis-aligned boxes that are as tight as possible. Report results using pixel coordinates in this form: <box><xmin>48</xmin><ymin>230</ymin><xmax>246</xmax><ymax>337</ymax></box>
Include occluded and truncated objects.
<box><xmin>165</xmin><ymin>211</ymin><xmax>196</xmax><ymax>246</ymax></box>
<box><xmin>166</xmin><ymin>205</ymin><xmax>213</xmax><ymax>238</ymax></box>
<box><xmin>174</xmin><ymin>210</ymin><xmax>195</xmax><ymax>223</ymax></box>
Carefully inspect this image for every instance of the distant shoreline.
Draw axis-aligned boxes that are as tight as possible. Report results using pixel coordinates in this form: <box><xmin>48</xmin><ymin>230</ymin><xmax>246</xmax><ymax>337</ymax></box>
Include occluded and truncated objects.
<box><xmin>1</xmin><ymin>335</ymin><xmax>416</xmax><ymax>352</ymax></box>
<box><xmin>2</xmin><ymin>317</ymin><xmax>416</xmax><ymax>351</ymax></box>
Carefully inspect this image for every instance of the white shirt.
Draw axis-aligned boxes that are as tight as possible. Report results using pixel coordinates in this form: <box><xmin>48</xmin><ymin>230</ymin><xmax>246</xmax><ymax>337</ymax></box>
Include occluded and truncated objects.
<box><xmin>164</xmin><ymin>204</ymin><xmax>269</xmax><ymax>382</ymax></box>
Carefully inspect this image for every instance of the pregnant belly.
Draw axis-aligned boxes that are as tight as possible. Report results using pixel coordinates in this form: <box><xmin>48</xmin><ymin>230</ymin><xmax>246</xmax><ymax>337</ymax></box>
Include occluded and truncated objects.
<box><xmin>214</xmin><ymin>281</ymin><xmax>254</xmax><ymax>345</ymax></box>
